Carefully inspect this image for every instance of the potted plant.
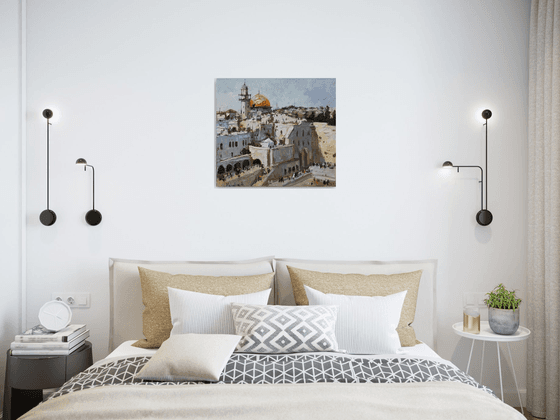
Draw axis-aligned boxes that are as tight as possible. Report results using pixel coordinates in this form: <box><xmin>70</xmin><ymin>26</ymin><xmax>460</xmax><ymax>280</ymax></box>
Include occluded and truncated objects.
<box><xmin>484</xmin><ymin>283</ymin><xmax>521</xmax><ymax>335</ymax></box>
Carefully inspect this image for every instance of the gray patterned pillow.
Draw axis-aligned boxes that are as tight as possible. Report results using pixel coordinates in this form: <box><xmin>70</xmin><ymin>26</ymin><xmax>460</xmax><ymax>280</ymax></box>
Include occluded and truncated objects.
<box><xmin>231</xmin><ymin>304</ymin><xmax>340</xmax><ymax>353</ymax></box>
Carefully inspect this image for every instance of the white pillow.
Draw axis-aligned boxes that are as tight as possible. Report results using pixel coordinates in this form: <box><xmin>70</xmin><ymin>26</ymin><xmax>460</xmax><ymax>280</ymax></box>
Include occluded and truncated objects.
<box><xmin>168</xmin><ymin>287</ymin><xmax>271</xmax><ymax>336</ymax></box>
<box><xmin>135</xmin><ymin>334</ymin><xmax>241</xmax><ymax>382</ymax></box>
<box><xmin>304</xmin><ymin>285</ymin><xmax>406</xmax><ymax>354</ymax></box>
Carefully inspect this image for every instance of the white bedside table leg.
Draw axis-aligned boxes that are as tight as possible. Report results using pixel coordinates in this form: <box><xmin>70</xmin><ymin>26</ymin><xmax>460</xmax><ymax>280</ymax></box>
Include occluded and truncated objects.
<box><xmin>507</xmin><ymin>343</ymin><xmax>523</xmax><ymax>414</ymax></box>
<box><xmin>480</xmin><ymin>340</ymin><xmax>485</xmax><ymax>384</ymax></box>
<box><xmin>497</xmin><ymin>342</ymin><xmax>503</xmax><ymax>402</ymax></box>
<box><xmin>466</xmin><ymin>339</ymin><xmax>475</xmax><ymax>374</ymax></box>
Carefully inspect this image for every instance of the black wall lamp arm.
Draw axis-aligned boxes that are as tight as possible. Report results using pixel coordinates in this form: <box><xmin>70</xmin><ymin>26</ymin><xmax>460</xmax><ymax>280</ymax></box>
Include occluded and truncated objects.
<box><xmin>453</xmin><ymin>165</ymin><xmax>484</xmax><ymax>211</ymax></box>
<box><xmin>76</xmin><ymin>158</ymin><xmax>102</xmax><ymax>226</ymax></box>
<box><xmin>81</xmin><ymin>164</ymin><xmax>96</xmax><ymax>210</ymax></box>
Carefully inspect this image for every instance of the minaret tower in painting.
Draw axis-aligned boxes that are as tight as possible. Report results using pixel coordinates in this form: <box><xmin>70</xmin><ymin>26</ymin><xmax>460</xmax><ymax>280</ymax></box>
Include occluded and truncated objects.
<box><xmin>238</xmin><ymin>81</ymin><xmax>251</xmax><ymax>118</ymax></box>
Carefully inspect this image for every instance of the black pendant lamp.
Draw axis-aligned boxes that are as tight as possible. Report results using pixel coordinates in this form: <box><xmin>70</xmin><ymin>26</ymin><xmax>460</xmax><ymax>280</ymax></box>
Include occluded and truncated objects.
<box><xmin>442</xmin><ymin>109</ymin><xmax>493</xmax><ymax>226</ymax></box>
<box><xmin>76</xmin><ymin>158</ymin><xmax>102</xmax><ymax>226</ymax></box>
<box><xmin>40</xmin><ymin>109</ymin><xmax>57</xmax><ymax>226</ymax></box>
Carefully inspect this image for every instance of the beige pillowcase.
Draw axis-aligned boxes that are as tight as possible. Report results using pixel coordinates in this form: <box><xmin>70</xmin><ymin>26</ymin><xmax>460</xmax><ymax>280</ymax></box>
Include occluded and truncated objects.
<box><xmin>134</xmin><ymin>267</ymin><xmax>274</xmax><ymax>348</ymax></box>
<box><xmin>287</xmin><ymin>266</ymin><xmax>422</xmax><ymax>347</ymax></box>
<box><xmin>135</xmin><ymin>334</ymin><xmax>241</xmax><ymax>382</ymax></box>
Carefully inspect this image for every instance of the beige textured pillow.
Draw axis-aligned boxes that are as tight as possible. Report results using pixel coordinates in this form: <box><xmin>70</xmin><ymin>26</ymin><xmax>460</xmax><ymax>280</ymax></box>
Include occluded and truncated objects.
<box><xmin>135</xmin><ymin>334</ymin><xmax>241</xmax><ymax>382</ymax></box>
<box><xmin>287</xmin><ymin>266</ymin><xmax>422</xmax><ymax>347</ymax></box>
<box><xmin>134</xmin><ymin>267</ymin><xmax>274</xmax><ymax>348</ymax></box>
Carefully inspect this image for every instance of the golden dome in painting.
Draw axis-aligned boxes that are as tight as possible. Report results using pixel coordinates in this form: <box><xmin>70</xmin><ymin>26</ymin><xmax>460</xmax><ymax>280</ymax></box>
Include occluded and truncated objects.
<box><xmin>250</xmin><ymin>93</ymin><xmax>271</xmax><ymax>108</ymax></box>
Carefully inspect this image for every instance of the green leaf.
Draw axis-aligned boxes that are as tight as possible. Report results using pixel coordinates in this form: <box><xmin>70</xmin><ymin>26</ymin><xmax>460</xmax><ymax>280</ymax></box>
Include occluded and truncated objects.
<box><xmin>483</xmin><ymin>283</ymin><xmax>521</xmax><ymax>310</ymax></box>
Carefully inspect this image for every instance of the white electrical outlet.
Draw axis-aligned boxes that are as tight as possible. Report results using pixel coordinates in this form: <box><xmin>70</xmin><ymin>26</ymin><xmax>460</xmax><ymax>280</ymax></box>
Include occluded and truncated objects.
<box><xmin>51</xmin><ymin>293</ymin><xmax>90</xmax><ymax>308</ymax></box>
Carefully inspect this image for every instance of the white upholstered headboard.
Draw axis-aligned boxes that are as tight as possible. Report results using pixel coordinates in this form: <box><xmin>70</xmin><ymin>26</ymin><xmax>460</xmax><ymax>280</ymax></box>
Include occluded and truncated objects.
<box><xmin>109</xmin><ymin>257</ymin><xmax>437</xmax><ymax>352</ymax></box>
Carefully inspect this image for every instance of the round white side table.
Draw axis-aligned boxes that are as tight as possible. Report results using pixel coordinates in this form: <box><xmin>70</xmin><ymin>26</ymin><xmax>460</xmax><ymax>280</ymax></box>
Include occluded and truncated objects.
<box><xmin>452</xmin><ymin>321</ymin><xmax>530</xmax><ymax>413</ymax></box>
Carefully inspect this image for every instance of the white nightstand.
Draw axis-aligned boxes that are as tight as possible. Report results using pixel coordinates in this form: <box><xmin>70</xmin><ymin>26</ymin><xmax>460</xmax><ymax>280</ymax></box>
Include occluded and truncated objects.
<box><xmin>452</xmin><ymin>321</ymin><xmax>530</xmax><ymax>413</ymax></box>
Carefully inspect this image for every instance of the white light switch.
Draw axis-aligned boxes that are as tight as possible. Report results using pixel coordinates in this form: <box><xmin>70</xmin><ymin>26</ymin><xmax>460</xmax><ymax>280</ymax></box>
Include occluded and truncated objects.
<box><xmin>51</xmin><ymin>293</ymin><xmax>90</xmax><ymax>308</ymax></box>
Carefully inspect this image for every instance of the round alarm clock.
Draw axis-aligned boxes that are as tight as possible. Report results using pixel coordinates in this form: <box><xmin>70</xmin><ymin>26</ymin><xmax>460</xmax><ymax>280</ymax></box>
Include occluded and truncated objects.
<box><xmin>38</xmin><ymin>300</ymin><xmax>73</xmax><ymax>331</ymax></box>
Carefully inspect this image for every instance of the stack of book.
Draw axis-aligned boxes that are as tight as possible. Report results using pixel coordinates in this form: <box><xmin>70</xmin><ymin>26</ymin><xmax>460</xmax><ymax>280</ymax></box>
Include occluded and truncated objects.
<box><xmin>11</xmin><ymin>324</ymin><xmax>89</xmax><ymax>356</ymax></box>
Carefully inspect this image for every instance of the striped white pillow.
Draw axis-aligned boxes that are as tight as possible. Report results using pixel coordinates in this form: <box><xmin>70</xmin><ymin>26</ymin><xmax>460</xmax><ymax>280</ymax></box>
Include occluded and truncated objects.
<box><xmin>304</xmin><ymin>285</ymin><xmax>406</xmax><ymax>354</ymax></box>
<box><xmin>168</xmin><ymin>287</ymin><xmax>271</xmax><ymax>336</ymax></box>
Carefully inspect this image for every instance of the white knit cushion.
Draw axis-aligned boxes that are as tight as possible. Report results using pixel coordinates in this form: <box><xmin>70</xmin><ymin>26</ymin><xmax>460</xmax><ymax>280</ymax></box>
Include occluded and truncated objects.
<box><xmin>168</xmin><ymin>287</ymin><xmax>271</xmax><ymax>336</ymax></box>
<box><xmin>231</xmin><ymin>304</ymin><xmax>339</xmax><ymax>353</ymax></box>
<box><xmin>304</xmin><ymin>285</ymin><xmax>406</xmax><ymax>354</ymax></box>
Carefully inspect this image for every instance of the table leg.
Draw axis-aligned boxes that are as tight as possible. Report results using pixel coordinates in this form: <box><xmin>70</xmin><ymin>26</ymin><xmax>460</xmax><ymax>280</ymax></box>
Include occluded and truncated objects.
<box><xmin>507</xmin><ymin>343</ymin><xmax>523</xmax><ymax>414</ymax></box>
<box><xmin>480</xmin><ymin>340</ymin><xmax>485</xmax><ymax>384</ymax></box>
<box><xmin>466</xmin><ymin>339</ymin><xmax>475</xmax><ymax>374</ymax></box>
<box><xmin>497</xmin><ymin>342</ymin><xmax>503</xmax><ymax>402</ymax></box>
<box><xmin>3</xmin><ymin>367</ymin><xmax>11</xmax><ymax>420</ymax></box>
<box><xmin>10</xmin><ymin>389</ymin><xmax>43</xmax><ymax>420</ymax></box>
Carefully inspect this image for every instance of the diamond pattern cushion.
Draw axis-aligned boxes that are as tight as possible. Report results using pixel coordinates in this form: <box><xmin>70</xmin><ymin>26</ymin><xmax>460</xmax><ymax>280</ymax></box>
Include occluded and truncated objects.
<box><xmin>231</xmin><ymin>304</ymin><xmax>339</xmax><ymax>353</ymax></box>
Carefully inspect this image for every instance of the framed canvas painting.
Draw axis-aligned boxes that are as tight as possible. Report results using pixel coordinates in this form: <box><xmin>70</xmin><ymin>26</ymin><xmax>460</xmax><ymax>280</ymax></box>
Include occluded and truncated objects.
<box><xmin>215</xmin><ymin>78</ymin><xmax>336</xmax><ymax>187</ymax></box>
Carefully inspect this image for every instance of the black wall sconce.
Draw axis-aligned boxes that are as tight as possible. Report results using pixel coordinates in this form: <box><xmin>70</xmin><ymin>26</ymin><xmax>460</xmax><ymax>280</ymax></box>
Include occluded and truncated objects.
<box><xmin>76</xmin><ymin>158</ymin><xmax>102</xmax><ymax>226</ymax></box>
<box><xmin>40</xmin><ymin>109</ymin><xmax>57</xmax><ymax>226</ymax></box>
<box><xmin>443</xmin><ymin>109</ymin><xmax>493</xmax><ymax>226</ymax></box>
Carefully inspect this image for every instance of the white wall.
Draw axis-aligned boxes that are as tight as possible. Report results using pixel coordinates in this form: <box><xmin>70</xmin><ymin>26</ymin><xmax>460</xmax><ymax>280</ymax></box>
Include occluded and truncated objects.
<box><xmin>0</xmin><ymin>0</ymin><xmax>23</xmax><ymax>407</ymax></box>
<box><xmin>21</xmin><ymin>0</ymin><xmax>529</xmax><ymax>406</ymax></box>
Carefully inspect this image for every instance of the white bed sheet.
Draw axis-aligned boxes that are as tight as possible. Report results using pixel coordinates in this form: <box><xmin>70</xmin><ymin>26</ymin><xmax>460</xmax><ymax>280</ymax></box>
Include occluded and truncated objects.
<box><xmin>105</xmin><ymin>339</ymin><xmax>443</xmax><ymax>363</ymax></box>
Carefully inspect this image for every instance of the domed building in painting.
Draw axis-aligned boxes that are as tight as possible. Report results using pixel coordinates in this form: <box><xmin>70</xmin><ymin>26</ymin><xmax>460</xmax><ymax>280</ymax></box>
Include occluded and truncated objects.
<box><xmin>250</xmin><ymin>92</ymin><xmax>272</xmax><ymax>113</ymax></box>
<box><xmin>250</xmin><ymin>93</ymin><xmax>270</xmax><ymax>108</ymax></box>
<box><xmin>238</xmin><ymin>84</ymin><xmax>272</xmax><ymax>117</ymax></box>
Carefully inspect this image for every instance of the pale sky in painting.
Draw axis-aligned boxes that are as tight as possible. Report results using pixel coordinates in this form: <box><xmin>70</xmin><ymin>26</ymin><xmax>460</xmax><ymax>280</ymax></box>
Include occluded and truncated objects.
<box><xmin>215</xmin><ymin>78</ymin><xmax>336</xmax><ymax>112</ymax></box>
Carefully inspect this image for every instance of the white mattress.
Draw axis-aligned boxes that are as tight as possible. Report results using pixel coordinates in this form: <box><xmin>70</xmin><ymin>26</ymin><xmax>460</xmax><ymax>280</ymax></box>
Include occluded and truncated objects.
<box><xmin>105</xmin><ymin>339</ymin><xmax>444</xmax><ymax>363</ymax></box>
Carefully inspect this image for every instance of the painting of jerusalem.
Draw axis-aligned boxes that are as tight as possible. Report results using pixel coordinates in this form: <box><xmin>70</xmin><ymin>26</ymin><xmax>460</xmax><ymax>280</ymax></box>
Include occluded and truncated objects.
<box><xmin>215</xmin><ymin>78</ymin><xmax>336</xmax><ymax>187</ymax></box>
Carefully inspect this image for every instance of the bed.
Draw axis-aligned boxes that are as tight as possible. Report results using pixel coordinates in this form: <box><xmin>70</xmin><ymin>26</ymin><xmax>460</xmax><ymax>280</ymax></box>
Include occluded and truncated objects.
<box><xmin>19</xmin><ymin>257</ymin><xmax>524</xmax><ymax>419</ymax></box>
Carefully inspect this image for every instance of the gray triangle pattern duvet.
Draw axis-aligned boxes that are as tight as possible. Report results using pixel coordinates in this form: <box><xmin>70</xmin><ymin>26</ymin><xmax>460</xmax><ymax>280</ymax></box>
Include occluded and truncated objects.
<box><xmin>48</xmin><ymin>353</ymin><xmax>494</xmax><ymax>401</ymax></box>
